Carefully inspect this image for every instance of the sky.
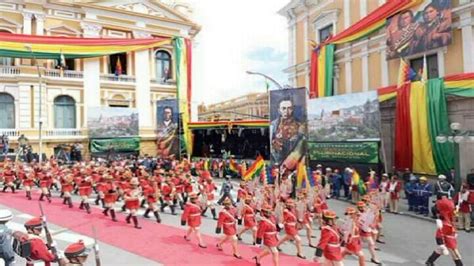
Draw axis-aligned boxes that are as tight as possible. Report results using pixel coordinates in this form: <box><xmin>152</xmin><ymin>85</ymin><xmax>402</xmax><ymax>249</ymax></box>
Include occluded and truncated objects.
<box><xmin>188</xmin><ymin>0</ymin><xmax>289</xmax><ymax>108</ymax></box>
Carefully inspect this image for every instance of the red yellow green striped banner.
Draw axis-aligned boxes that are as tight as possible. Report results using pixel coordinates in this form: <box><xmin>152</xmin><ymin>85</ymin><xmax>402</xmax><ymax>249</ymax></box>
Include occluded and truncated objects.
<box><xmin>243</xmin><ymin>155</ymin><xmax>265</xmax><ymax>181</ymax></box>
<box><xmin>0</xmin><ymin>32</ymin><xmax>171</xmax><ymax>59</ymax></box>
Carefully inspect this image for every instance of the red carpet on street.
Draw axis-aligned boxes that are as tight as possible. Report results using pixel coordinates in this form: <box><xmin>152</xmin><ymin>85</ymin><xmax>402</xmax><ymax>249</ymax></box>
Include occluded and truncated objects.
<box><xmin>1</xmin><ymin>193</ymin><xmax>316</xmax><ymax>266</ymax></box>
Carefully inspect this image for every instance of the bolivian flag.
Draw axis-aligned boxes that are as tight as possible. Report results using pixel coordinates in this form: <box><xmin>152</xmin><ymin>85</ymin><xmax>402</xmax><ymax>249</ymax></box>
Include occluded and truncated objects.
<box><xmin>243</xmin><ymin>156</ymin><xmax>265</xmax><ymax>181</ymax></box>
<box><xmin>229</xmin><ymin>159</ymin><xmax>240</xmax><ymax>174</ymax></box>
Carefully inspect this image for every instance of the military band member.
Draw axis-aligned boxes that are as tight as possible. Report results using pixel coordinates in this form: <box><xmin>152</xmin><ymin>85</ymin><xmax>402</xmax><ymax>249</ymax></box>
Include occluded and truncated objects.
<box><xmin>78</xmin><ymin>177</ymin><xmax>93</xmax><ymax>214</ymax></box>
<box><xmin>143</xmin><ymin>180</ymin><xmax>162</xmax><ymax>223</ymax></box>
<box><xmin>160</xmin><ymin>179</ymin><xmax>177</xmax><ymax>215</ymax></box>
<box><xmin>314</xmin><ymin>210</ymin><xmax>343</xmax><ymax>266</ymax></box>
<box><xmin>341</xmin><ymin>207</ymin><xmax>365</xmax><ymax>266</ymax></box>
<box><xmin>181</xmin><ymin>192</ymin><xmax>207</xmax><ymax>248</ymax></box>
<box><xmin>103</xmin><ymin>174</ymin><xmax>118</xmax><ymax>222</ymax></box>
<box><xmin>124</xmin><ymin>178</ymin><xmax>142</xmax><ymax>229</ymax></box>
<box><xmin>357</xmin><ymin>201</ymin><xmax>381</xmax><ymax>265</ymax></box>
<box><xmin>2</xmin><ymin>164</ymin><xmax>16</xmax><ymax>193</ymax></box>
<box><xmin>277</xmin><ymin>198</ymin><xmax>305</xmax><ymax>259</ymax></box>
<box><xmin>39</xmin><ymin>175</ymin><xmax>52</xmax><ymax>203</ymax></box>
<box><xmin>201</xmin><ymin>177</ymin><xmax>218</xmax><ymax>220</ymax></box>
<box><xmin>24</xmin><ymin>217</ymin><xmax>61</xmax><ymax>266</ymax></box>
<box><xmin>215</xmin><ymin>198</ymin><xmax>242</xmax><ymax>259</ymax></box>
<box><xmin>61</xmin><ymin>174</ymin><xmax>74</xmax><ymax>208</ymax></box>
<box><xmin>254</xmin><ymin>204</ymin><xmax>279</xmax><ymax>266</ymax></box>
<box><xmin>237</xmin><ymin>195</ymin><xmax>257</xmax><ymax>244</ymax></box>
<box><xmin>23</xmin><ymin>171</ymin><xmax>35</xmax><ymax>200</ymax></box>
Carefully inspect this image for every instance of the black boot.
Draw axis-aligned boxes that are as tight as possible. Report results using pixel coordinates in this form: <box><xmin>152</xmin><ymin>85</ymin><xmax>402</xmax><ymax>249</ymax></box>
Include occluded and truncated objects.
<box><xmin>153</xmin><ymin>211</ymin><xmax>161</xmax><ymax>223</ymax></box>
<box><xmin>11</xmin><ymin>186</ymin><xmax>15</xmax><ymax>193</ymax></box>
<box><xmin>110</xmin><ymin>209</ymin><xmax>117</xmax><ymax>222</ymax></box>
<box><xmin>39</xmin><ymin>193</ymin><xmax>44</xmax><ymax>201</ymax></box>
<box><xmin>100</xmin><ymin>199</ymin><xmax>105</xmax><ymax>208</ymax></box>
<box><xmin>26</xmin><ymin>191</ymin><xmax>32</xmax><ymax>200</ymax></box>
<box><xmin>85</xmin><ymin>203</ymin><xmax>91</xmax><ymax>214</ymax></box>
<box><xmin>103</xmin><ymin>207</ymin><xmax>109</xmax><ymax>216</ymax></box>
<box><xmin>79</xmin><ymin>201</ymin><xmax>84</xmax><ymax>209</ymax></box>
<box><xmin>2</xmin><ymin>186</ymin><xmax>7</xmax><ymax>192</ymax></box>
<box><xmin>46</xmin><ymin>193</ymin><xmax>52</xmax><ymax>203</ymax></box>
<box><xmin>201</xmin><ymin>207</ymin><xmax>208</xmax><ymax>217</ymax></box>
<box><xmin>126</xmin><ymin>214</ymin><xmax>132</xmax><ymax>224</ymax></box>
<box><xmin>425</xmin><ymin>251</ymin><xmax>441</xmax><ymax>266</ymax></box>
<box><xmin>121</xmin><ymin>204</ymin><xmax>126</xmax><ymax>212</ymax></box>
<box><xmin>170</xmin><ymin>205</ymin><xmax>176</xmax><ymax>215</ymax></box>
<box><xmin>95</xmin><ymin>195</ymin><xmax>100</xmax><ymax>205</ymax></box>
<box><xmin>60</xmin><ymin>192</ymin><xmax>64</xmax><ymax>198</ymax></box>
<box><xmin>179</xmin><ymin>201</ymin><xmax>184</xmax><ymax>210</ymax></box>
<box><xmin>211</xmin><ymin>208</ymin><xmax>217</xmax><ymax>220</ymax></box>
<box><xmin>63</xmin><ymin>197</ymin><xmax>68</xmax><ymax>205</ymax></box>
<box><xmin>144</xmin><ymin>209</ymin><xmax>151</xmax><ymax>218</ymax></box>
<box><xmin>160</xmin><ymin>203</ymin><xmax>167</xmax><ymax>213</ymax></box>
<box><xmin>68</xmin><ymin>198</ymin><xmax>73</xmax><ymax>208</ymax></box>
<box><xmin>140</xmin><ymin>199</ymin><xmax>146</xmax><ymax>208</ymax></box>
<box><xmin>454</xmin><ymin>259</ymin><xmax>463</xmax><ymax>266</ymax></box>
<box><xmin>132</xmin><ymin>216</ymin><xmax>141</xmax><ymax>229</ymax></box>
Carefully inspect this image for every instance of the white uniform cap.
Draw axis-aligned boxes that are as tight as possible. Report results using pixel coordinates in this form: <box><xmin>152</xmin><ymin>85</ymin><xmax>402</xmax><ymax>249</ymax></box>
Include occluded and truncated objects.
<box><xmin>438</xmin><ymin>174</ymin><xmax>446</xmax><ymax>180</ymax></box>
<box><xmin>0</xmin><ymin>209</ymin><xmax>13</xmax><ymax>222</ymax></box>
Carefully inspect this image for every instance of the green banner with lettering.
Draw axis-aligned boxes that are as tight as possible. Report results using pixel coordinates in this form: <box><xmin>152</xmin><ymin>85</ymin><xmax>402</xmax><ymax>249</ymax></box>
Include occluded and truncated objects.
<box><xmin>90</xmin><ymin>138</ymin><xmax>140</xmax><ymax>153</ymax></box>
<box><xmin>308</xmin><ymin>142</ymin><xmax>379</xmax><ymax>164</ymax></box>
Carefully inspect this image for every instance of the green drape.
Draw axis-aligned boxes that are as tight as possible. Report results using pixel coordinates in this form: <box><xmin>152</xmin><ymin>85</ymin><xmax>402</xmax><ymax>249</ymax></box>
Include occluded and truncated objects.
<box><xmin>324</xmin><ymin>44</ymin><xmax>335</xmax><ymax>97</ymax></box>
<box><xmin>427</xmin><ymin>78</ymin><xmax>454</xmax><ymax>173</ymax></box>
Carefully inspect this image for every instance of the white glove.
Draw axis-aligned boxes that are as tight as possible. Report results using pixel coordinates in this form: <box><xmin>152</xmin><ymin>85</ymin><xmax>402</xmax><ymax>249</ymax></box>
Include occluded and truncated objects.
<box><xmin>94</xmin><ymin>244</ymin><xmax>100</xmax><ymax>251</ymax></box>
<box><xmin>50</xmin><ymin>241</ymin><xmax>57</xmax><ymax>247</ymax></box>
<box><xmin>56</xmin><ymin>250</ymin><xmax>65</xmax><ymax>259</ymax></box>
<box><xmin>438</xmin><ymin>244</ymin><xmax>449</xmax><ymax>255</ymax></box>
<box><xmin>436</xmin><ymin>219</ymin><xmax>443</xmax><ymax>229</ymax></box>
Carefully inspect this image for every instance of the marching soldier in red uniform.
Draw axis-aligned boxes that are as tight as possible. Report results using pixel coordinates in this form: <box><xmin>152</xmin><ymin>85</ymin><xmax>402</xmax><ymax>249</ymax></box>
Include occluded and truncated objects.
<box><xmin>181</xmin><ymin>192</ymin><xmax>207</xmax><ymax>248</ymax></box>
<box><xmin>276</xmin><ymin>198</ymin><xmax>305</xmax><ymax>259</ymax></box>
<box><xmin>23</xmin><ymin>217</ymin><xmax>61</xmax><ymax>266</ymax></box>
<box><xmin>426</xmin><ymin>195</ymin><xmax>464</xmax><ymax>266</ymax></box>
<box><xmin>237</xmin><ymin>195</ymin><xmax>257</xmax><ymax>244</ymax></box>
<box><xmin>23</xmin><ymin>171</ymin><xmax>35</xmax><ymax>200</ymax></box>
<box><xmin>237</xmin><ymin>181</ymin><xmax>248</xmax><ymax>203</ymax></box>
<box><xmin>39</xmin><ymin>174</ymin><xmax>52</xmax><ymax>203</ymax></box>
<box><xmin>215</xmin><ymin>198</ymin><xmax>242</xmax><ymax>259</ymax></box>
<box><xmin>102</xmin><ymin>174</ymin><xmax>118</xmax><ymax>222</ymax></box>
<box><xmin>61</xmin><ymin>174</ymin><xmax>74</xmax><ymax>208</ymax></box>
<box><xmin>357</xmin><ymin>201</ymin><xmax>381</xmax><ymax>265</ymax></box>
<box><xmin>314</xmin><ymin>210</ymin><xmax>343</xmax><ymax>266</ymax></box>
<box><xmin>254</xmin><ymin>204</ymin><xmax>279</xmax><ymax>266</ymax></box>
<box><xmin>160</xmin><ymin>179</ymin><xmax>177</xmax><ymax>215</ymax></box>
<box><xmin>341</xmin><ymin>207</ymin><xmax>365</xmax><ymax>266</ymax></box>
<box><xmin>201</xmin><ymin>177</ymin><xmax>218</xmax><ymax>220</ymax></box>
<box><xmin>124</xmin><ymin>178</ymin><xmax>142</xmax><ymax>229</ymax></box>
<box><xmin>143</xmin><ymin>179</ymin><xmax>162</xmax><ymax>223</ymax></box>
<box><xmin>2</xmin><ymin>164</ymin><xmax>16</xmax><ymax>193</ymax></box>
<box><xmin>64</xmin><ymin>240</ymin><xmax>90</xmax><ymax>266</ymax></box>
<box><xmin>78</xmin><ymin>177</ymin><xmax>93</xmax><ymax>214</ymax></box>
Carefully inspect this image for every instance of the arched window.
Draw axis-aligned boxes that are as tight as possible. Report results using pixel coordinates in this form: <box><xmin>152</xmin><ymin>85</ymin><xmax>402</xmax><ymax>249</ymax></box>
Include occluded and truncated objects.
<box><xmin>54</xmin><ymin>95</ymin><xmax>76</xmax><ymax>128</ymax></box>
<box><xmin>0</xmin><ymin>93</ymin><xmax>15</xmax><ymax>128</ymax></box>
<box><xmin>155</xmin><ymin>50</ymin><xmax>171</xmax><ymax>82</ymax></box>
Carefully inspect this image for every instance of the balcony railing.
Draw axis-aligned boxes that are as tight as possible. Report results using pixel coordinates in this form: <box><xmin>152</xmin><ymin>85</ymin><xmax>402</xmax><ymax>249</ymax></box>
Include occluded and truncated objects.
<box><xmin>44</xmin><ymin>69</ymin><xmax>84</xmax><ymax>79</ymax></box>
<box><xmin>44</xmin><ymin>129</ymin><xmax>83</xmax><ymax>137</ymax></box>
<box><xmin>100</xmin><ymin>74</ymin><xmax>136</xmax><ymax>83</ymax></box>
<box><xmin>150</xmin><ymin>78</ymin><xmax>176</xmax><ymax>85</ymax></box>
<box><xmin>0</xmin><ymin>129</ymin><xmax>20</xmax><ymax>137</ymax></box>
<box><xmin>0</xmin><ymin>66</ymin><xmax>20</xmax><ymax>75</ymax></box>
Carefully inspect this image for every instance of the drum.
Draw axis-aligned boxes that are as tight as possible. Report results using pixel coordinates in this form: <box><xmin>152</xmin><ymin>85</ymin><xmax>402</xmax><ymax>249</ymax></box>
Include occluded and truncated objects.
<box><xmin>125</xmin><ymin>199</ymin><xmax>139</xmax><ymax>209</ymax></box>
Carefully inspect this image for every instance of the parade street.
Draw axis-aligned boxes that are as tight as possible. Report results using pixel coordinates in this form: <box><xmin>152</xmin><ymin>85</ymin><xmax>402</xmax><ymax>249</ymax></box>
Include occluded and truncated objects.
<box><xmin>1</xmin><ymin>179</ymin><xmax>472</xmax><ymax>266</ymax></box>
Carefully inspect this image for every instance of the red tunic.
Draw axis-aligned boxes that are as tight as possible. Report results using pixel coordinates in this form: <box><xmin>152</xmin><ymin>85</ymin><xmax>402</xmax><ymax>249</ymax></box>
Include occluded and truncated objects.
<box><xmin>124</xmin><ymin>189</ymin><xmax>140</xmax><ymax>209</ymax></box>
<box><xmin>143</xmin><ymin>185</ymin><xmax>157</xmax><ymax>204</ymax></box>
<box><xmin>257</xmin><ymin>216</ymin><xmax>279</xmax><ymax>247</ymax></box>
<box><xmin>27</xmin><ymin>236</ymin><xmax>56</xmax><ymax>266</ymax></box>
<box><xmin>78</xmin><ymin>181</ymin><xmax>92</xmax><ymax>197</ymax></box>
<box><xmin>161</xmin><ymin>183</ymin><xmax>173</xmax><ymax>201</ymax></box>
<box><xmin>205</xmin><ymin>182</ymin><xmax>217</xmax><ymax>201</ymax></box>
<box><xmin>317</xmin><ymin>225</ymin><xmax>343</xmax><ymax>261</ymax></box>
<box><xmin>241</xmin><ymin>204</ymin><xmax>256</xmax><ymax>228</ymax></box>
<box><xmin>39</xmin><ymin>178</ymin><xmax>51</xmax><ymax>189</ymax></box>
<box><xmin>61</xmin><ymin>182</ymin><xmax>74</xmax><ymax>193</ymax></box>
<box><xmin>436</xmin><ymin>220</ymin><xmax>457</xmax><ymax>249</ymax></box>
<box><xmin>181</xmin><ymin>202</ymin><xmax>202</xmax><ymax>227</ymax></box>
<box><xmin>237</xmin><ymin>188</ymin><xmax>248</xmax><ymax>200</ymax></box>
<box><xmin>217</xmin><ymin>208</ymin><xmax>237</xmax><ymax>236</ymax></box>
<box><xmin>3</xmin><ymin>170</ymin><xmax>15</xmax><ymax>183</ymax></box>
<box><xmin>345</xmin><ymin>222</ymin><xmax>362</xmax><ymax>253</ymax></box>
<box><xmin>283</xmin><ymin>209</ymin><xmax>298</xmax><ymax>236</ymax></box>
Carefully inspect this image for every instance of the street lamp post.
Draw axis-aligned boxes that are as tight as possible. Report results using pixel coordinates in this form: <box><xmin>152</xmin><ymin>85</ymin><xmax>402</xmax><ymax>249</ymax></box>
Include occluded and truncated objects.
<box><xmin>435</xmin><ymin>122</ymin><xmax>474</xmax><ymax>191</ymax></box>
<box><xmin>246</xmin><ymin>70</ymin><xmax>284</xmax><ymax>91</ymax></box>
<box><xmin>25</xmin><ymin>44</ymin><xmax>43</xmax><ymax>163</ymax></box>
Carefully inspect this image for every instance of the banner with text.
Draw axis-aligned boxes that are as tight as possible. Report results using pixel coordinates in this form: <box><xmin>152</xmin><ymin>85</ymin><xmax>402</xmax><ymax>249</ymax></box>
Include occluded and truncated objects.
<box><xmin>156</xmin><ymin>99</ymin><xmax>180</xmax><ymax>158</ymax></box>
<box><xmin>308</xmin><ymin>142</ymin><xmax>379</xmax><ymax>164</ymax></box>
<box><xmin>270</xmin><ymin>88</ymin><xmax>307</xmax><ymax>171</ymax></box>
<box><xmin>90</xmin><ymin>138</ymin><xmax>140</xmax><ymax>153</ymax></box>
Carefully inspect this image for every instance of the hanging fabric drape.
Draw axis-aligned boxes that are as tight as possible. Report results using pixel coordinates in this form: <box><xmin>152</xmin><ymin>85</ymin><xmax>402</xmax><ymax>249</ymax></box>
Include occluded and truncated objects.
<box><xmin>394</xmin><ymin>83</ymin><xmax>413</xmax><ymax>170</ymax></box>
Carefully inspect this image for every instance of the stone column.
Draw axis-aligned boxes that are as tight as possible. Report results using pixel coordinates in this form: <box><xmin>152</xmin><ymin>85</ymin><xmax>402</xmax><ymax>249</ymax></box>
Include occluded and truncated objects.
<box><xmin>34</xmin><ymin>14</ymin><xmax>45</xmax><ymax>35</ymax></box>
<box><xmin>460</xmin><ymin>10</ymin><xmax>473</xmax><ymax>72</ymax></box>
<box><xmin>81</xmin><ymin>22</ymin><xmax>102</xmax><ymax>127</ymax></box>
<box><xmin>133</xmin><ymin>30</ymin><xmax>152</xmax><ymax>128</ymax></box>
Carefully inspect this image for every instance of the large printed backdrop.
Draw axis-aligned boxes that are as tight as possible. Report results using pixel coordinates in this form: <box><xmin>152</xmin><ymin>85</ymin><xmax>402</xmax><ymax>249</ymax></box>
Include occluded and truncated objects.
<box><xmin>156</xmin><ymin>99</ymin><xmax>180</xmax><ymax>158</ymax></box>
<box><xmin>270</xmin><ymin>88</ymin><xmax>307</xmax><ymax>171</ymax></box>
<box><xmin>87</xmin><ymin>107</ymin><xmax>139</xmax><ymax>138</ymax></box>
<box><xmin>308</xmin><ymin>91</ymin><xmax>381</xmax><ymax>142</ymax></box>
<box><xmin>386</xmin><ymin>0</ymin><xmax>452</xmax><ymax>59</ymax></box>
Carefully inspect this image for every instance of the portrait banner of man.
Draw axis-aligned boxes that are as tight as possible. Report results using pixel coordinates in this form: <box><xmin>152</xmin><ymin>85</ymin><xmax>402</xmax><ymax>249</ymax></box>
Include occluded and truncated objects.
<box><xmin>269</xmin><ymin>88</ymin><xmax>307</xmax><ymax>172</ymax></box>
<box><xmin>386</xmin><ymin>0</ymin><xmax>452</xmax><ymax>60</ymax></box>
<box><xmin>156</xmin><ymin>99</ymin><xmax>180</xmax><ymax>158</ymax></box>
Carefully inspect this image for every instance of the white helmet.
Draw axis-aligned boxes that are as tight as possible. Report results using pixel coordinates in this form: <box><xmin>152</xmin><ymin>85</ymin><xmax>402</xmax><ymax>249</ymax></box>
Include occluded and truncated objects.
<box><xmin>438</xmin><ymin>174</ymin><xmax>446</xmax><ymax>180</ymax></box>
<box><xmin>0</xmin><ymin>209</ymin><xmax>13</xmax><ymax>222</ymax></box>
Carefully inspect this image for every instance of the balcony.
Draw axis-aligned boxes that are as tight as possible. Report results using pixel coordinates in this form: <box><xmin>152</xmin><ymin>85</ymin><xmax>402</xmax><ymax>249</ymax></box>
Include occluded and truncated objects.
<box><xmin>44</xmin><ymin>69</ymin><xmax>84</xmax><ymax>79</ymax></box>
<box><xmin>0</xmin><ymin>66</ymin><xmax>20</xmax><ymax>76</ymax></box>
<box><xmin>44</xmin><ymin>128</ymin><xmax>84</xmax><ymax>137</ymax></box>
<box><xmin>0</xmin><ymin>129</ymin><xmax>20</xmax><ymax>137</ymax></box>
<box><xmin>150</xmin><ymin>78</ymin><xmax>176</xmax><ymax>85</ymax></box>
<box><xmin>100</xmin><ymin>74</ymin><xmax>136</xmax><ymax>83</ymax></box>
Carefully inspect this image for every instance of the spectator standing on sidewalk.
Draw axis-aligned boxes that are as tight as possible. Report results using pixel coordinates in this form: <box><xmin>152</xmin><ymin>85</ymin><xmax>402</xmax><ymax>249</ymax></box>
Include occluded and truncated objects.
<box><xmin>343</xmin><ymin>168</ymin><xmax>352</xmax><ymax>200</ymax></box>
<box><xmin>417</xmin><ymin>176</ymin><xmax>433</xmax><ymax>216</ymax></box>
<box><xmin>434</xmin><ymin>174</ymin><xmax>454</xmax><ymax>199</ymax></box>
<box><xmin>379</xmin><ymin>173</ymin><xmax>390</xmax><ymax>211</ymax></box>
<box><xmin>405</xmin><ymin>175</ymin><xmax>418</xmax><ymax>212</ymax></box>
<box><xmin>331</xmin><ymin>169</ymin><xmax>342</xmax><ymax>199</ymax></box>
<box><xmin>454</xmin><ymin>183</ymin><xmax>471</xmax><ymax>233</ymax></box>
<box><xmin>388</xmin><ymin>175</ymin><xmax>402</xmax><ymax>213</ymax></box>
